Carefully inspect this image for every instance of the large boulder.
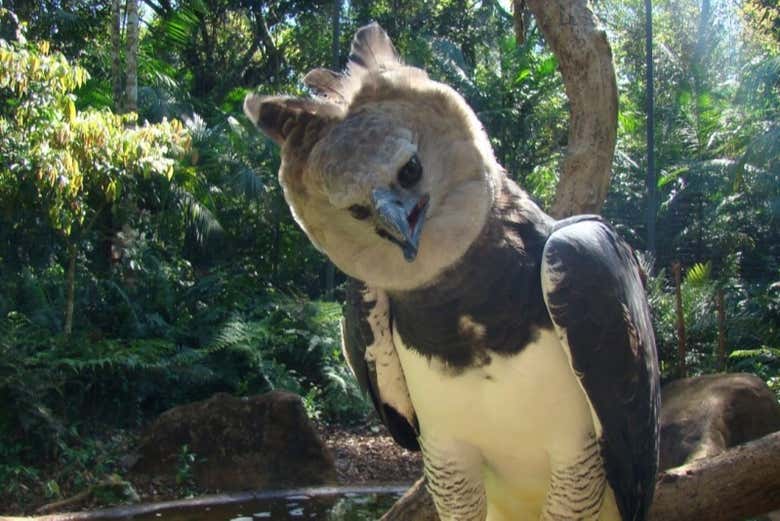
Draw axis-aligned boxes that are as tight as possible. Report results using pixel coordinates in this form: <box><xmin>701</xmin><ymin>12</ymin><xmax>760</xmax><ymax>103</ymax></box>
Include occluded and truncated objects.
<box><xmin>132</xmin><ymin>391</ymin><xmax>337</xmax><ymax>490</ymax></box>
<box><xmin>659</xmin><ymin>373</ymin><xmax>780</xmax><ymax>471</ymax></box>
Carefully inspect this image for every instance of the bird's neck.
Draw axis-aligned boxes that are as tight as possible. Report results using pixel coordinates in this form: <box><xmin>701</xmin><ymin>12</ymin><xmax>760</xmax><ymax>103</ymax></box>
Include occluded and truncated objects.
<box><xmin>393</xmin><ymin>176</ymin><xmax>553</xmax><ymax>297</ymax></box>
<box><xmin>386</xmin><ymin>176</ymin><xmax>555</xmax><ymax>369</ymax></box>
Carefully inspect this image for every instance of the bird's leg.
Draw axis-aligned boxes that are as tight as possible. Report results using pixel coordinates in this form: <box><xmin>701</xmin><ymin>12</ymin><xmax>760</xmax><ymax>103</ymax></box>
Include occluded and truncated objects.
<box><xmin>540</xmin><ymin>434</ymin><xmax>607</xmax><ymax>521</ymax></box>
<box><xmin>420</xmin><ymin>436</ymin><xmax>487</xmax><ymax>521</ymax></box>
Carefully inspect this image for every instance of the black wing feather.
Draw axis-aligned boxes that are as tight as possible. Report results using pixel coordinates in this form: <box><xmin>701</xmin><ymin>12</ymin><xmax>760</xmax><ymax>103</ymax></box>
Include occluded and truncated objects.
<box><xmin>542</xmin><ymin>216</ymin><xmax>660</xmax><ymax>521</ymax></box>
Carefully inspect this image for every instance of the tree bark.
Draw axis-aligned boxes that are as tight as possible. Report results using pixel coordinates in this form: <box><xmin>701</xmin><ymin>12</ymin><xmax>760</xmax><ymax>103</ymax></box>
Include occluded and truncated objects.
<box><xmin>649</xmin><ymin>430</ymin><xmax>780</xmax><ymax>521</ymax></box>
<box><xmin>331</xmin><ymin>0</ymin><xmax>341</xmax><ymax>68</ymax></box>
<box><xmin>125</xmin><ymin>0</ymin><xmax>139</xmax><ymax>113</ymax></box>
<box><xmin>524</xmin><ymin>0</ymin><xmax>618</xmax><ymax>218</ymax></box>
<box><xmin>380</xmin><ymin>431</ymin><xmax>780</xmax><ymax>521</ymax></box>
<box><xmin>644</xmin><ymin>0</ymin><xmax>657</xmax><ymax>254</ymax></box>
<box><xmin>63</xmin><ymin>242</ymin><xmax>76</xmax><ymax>337</ymax></box>
<box><xmin>111</xmin><ymin>0</ymin><xmax>123</xmax><ymax>112</ymax></box>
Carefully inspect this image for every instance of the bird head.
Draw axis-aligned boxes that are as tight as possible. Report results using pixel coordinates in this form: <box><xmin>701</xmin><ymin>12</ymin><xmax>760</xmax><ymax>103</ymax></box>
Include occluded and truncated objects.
<box><xmin>244</xmin><ymin>23</ymin><xmax>501</xmax><ymax>291</ymax></box>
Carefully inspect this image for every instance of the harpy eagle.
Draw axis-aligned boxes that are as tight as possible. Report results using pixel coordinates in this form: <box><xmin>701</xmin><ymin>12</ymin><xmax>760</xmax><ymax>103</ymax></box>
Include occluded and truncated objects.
<box><xmin>244</xmin><ymin>23</ymin><xmax>660</xmax><ymax>521</ymax></box>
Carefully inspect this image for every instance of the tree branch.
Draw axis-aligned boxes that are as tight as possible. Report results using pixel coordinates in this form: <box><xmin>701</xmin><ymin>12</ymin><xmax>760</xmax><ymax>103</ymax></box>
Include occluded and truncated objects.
<box><xmin>523</xmin><ymin>0</ymin><xmax>618</xmax><ymax>218</ymax></box>
<box><xmin>649</xmin><ymin>430</ymin><xmax>780</xmax><ymax>521</ymax></box>
<box><xmin>379</xmin><ymin>477</ymin><xmax>435</xmax><ymax>521</ymax></box>
<box><xmin>256</xmin><ymin>9</ymin><xmax>284</xmax><ymax>79</ymax></box>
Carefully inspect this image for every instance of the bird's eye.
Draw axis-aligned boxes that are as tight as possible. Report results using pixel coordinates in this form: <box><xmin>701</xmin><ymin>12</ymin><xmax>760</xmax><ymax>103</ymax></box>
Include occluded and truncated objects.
<box><xmin>398</xmin><ymin>154</ymin><xmax>423</xmax><ymax>189</ymax></box>
<box><xmin>348</xmin><ymin>204</ymin><xmax>371</xmax><ymax>221</ymax></box>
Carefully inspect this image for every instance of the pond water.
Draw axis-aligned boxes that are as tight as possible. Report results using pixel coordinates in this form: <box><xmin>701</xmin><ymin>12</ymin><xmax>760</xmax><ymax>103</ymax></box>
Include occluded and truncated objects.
<box><xmin>109</xmin><ymin>487</ymin><xmax>406</xmax><ymax>521</ymax></box>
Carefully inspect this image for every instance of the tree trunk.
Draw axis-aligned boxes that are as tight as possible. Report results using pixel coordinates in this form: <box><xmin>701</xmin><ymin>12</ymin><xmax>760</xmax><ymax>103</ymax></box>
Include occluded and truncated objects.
<box><xmin>271</xmin><ymin>208</ymin><xmax>281</xmax><ymax>279</ymax></box>
<box><xmin>672</xmin><ymin>261</ymin><xmax>687</xmax><ymax>378</ymax></box>
<box><xmin>256</xmin><ymin>10</ymin><xmax>283</xmax><ymax>83</ymax></box>
<box><xmin>63</xmin><ymin>242</ymin><xmax>77</xmax><ymax>337</ymax></box>
<box><xmin>111</xmin><ymin>0</ymin><xmax>123</xmax><ymax>112</ymax></box>
<box><xmin>323</xmin><ymin>0</ymin><xmax>342</xmax><ymax>298</ymax></box>
<box><xmin>644</xmin><ymin>0</ymin><xmax>657</xmax><ymax>254</ymax></box>
<box><xmin>717</xmin><ymin>288</ymin><xmax>726</xmax><ymax>371</ymax></box>
<box><xmin>524</xmin><ymin>0</ymin><xmax>618</xmax><ymax>218</ymax></box>
<box><xmin>125</xmin><ymin>0</ymin><xmax>139</xmax><ymax>113</ymax></box>
<box><xmin>380</xmin><ymin>432</ymin><xmax>780</xmax><ymax>521</ymax></box>
<box><xmin>331</xmin><ymin>0</ymin><xmax>341</xmax><ymax>68</ymax></box>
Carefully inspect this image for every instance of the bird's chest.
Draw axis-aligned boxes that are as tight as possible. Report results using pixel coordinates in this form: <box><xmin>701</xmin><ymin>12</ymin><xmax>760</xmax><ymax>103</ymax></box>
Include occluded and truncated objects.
<box><xmin>394</xmin><ymin>325</ymin><xmax>599</xmax><ymax>513</ymax></box>
<box><xmin>395</xmin><ymin>326</ymin><xmax>591</xmax><ymax>446</ymax></box>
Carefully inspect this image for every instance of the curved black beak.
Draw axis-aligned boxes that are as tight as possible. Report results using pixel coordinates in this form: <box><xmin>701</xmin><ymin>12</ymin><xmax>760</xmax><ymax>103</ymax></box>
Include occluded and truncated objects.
<box><xmin>371</xmin><ymin>187</ymin><xmax>430</xmax><ymax>262</ymax></box>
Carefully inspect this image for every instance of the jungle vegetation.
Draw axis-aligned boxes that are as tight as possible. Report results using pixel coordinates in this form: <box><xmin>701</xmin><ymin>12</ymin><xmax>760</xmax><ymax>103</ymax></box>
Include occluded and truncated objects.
<box><xmin>0</xmin><ymin>0</ymin><xmax>778</xmax><ymax>510</ymax></box>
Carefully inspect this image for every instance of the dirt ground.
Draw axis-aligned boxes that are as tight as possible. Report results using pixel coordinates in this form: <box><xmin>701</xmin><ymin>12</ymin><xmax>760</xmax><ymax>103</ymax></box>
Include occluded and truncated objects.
<box><xmin>316</xmin><ymin>422</ymin><xmax>423</xmax><ymax>485</ymax></box>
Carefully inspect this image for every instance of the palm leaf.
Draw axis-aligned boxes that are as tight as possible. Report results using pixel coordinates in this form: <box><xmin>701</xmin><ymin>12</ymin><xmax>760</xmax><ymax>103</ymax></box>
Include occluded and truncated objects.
<box><xmin>685</xmin><ymin>261</ymin><xmax>712</xmax><ymax>287</ymax></box>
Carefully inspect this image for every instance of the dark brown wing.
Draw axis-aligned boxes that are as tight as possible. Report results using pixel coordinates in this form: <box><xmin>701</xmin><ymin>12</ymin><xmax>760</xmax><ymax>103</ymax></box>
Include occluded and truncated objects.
<box><xmin>541</xmin><ymin>216</ymin><xmax>660</xmax><ymax>521</ymax></box>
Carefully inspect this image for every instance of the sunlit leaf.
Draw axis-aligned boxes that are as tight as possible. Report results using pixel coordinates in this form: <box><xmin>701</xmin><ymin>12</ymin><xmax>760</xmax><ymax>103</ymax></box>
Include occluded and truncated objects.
<box><xmin>67</xmin><ymin>98</ymin><xmax>76</xmax><ymax>123</ymax></box>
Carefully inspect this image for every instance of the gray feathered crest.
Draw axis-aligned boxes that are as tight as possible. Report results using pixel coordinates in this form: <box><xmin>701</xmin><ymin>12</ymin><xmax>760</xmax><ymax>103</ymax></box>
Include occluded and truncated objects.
<box><xmin>304</xmin><ymin>22</ymin><xmax>403</xmax><ymax>106</ymax></box>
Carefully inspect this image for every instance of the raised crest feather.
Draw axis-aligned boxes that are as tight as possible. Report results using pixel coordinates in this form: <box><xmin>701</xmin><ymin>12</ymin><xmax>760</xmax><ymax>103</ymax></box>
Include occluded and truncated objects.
<box><xmin>348</xmin><ymin>22</ymin><xmax>401</xmax><ymax>73</ymax></box>
<box><xmin>303</xmin><ymin>68</ymin><xmax>348</xmax><ymax>104</ymax></box>
<box><xmin>303</xmin><ymin>22</ymin><xmax>403</xmax><ymax>107</ymax></box>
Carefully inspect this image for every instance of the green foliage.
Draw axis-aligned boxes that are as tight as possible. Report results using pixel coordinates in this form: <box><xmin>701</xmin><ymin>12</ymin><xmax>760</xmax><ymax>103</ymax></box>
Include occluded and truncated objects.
<box><xmin>201</xmin><ymin>295</ymin><xmax>369</xmax><ymax>422</ymax></box>
<box><xmin>597</xmin><ymin>0</ymin><xmax>778</xmax><ymax>391</ymax></box>
<box><xmin>685</xmin><ymin>261</ymin><xmax>712</xmax><ymax>286</ymax></box>
<box><xmin>0</xmin><ymin>25</ymin><xmax>192</xmax><ymax>343</ymax></box>
<box><xmin>0</xmin><ymin>35</ymin><xmax>190</xmax><ymax>237</ymax></box>
<box><xmin>645</xmin><ymin>259</ymin><xmax>780</xmax><ymax>380</ymax></box>
<box><xmin>175</xmin><ymin>444</ymin><xmax>197</xmax><ymax>489</ymax></box>
<box><xmin>0</xmin><ymin>14</ymin><xmax>368</xmax><ymax>510</ymax></box>
<box><xmin>729</xmin><ymin>347</ymin><xmax>780</xmax><ymax>400</ymax></box>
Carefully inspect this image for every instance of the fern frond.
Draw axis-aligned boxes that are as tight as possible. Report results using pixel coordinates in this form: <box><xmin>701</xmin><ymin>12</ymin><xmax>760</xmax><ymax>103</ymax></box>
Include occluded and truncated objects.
<box><xmin>728</xmin><ymin>347</ymin><xmax>780</xmax><ymax>361</ymax></box>
<box><xmin>685</xmin><ymin>261</ymin><xmax>712</xmax><ymax>286</ymax></box>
